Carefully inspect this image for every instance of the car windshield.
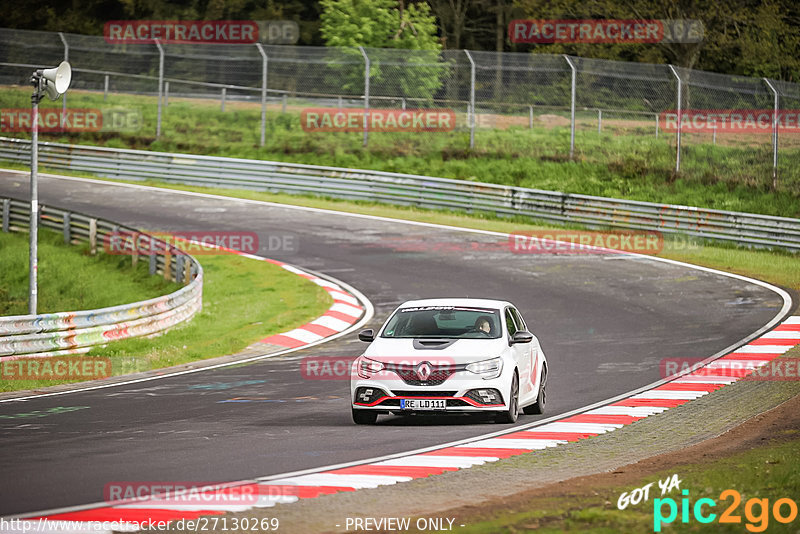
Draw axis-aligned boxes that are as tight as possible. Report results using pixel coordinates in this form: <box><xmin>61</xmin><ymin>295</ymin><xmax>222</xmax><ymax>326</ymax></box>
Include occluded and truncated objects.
<box><xmin>380</xmin><ymin>306</ymin><xmax>502</xmax><ymax>339</ymax></box>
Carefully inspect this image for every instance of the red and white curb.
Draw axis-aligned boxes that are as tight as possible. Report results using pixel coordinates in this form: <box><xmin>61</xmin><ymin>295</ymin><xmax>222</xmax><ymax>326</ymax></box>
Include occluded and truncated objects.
<box><xmin>13</xmin><ymin>315</ymin><xmax>799</xmax><ymax>533</ymax></box>
<box><xmin>256</xmin><ymin>262</ymin><xmax>364</xmax><ymax>349</ymax></box>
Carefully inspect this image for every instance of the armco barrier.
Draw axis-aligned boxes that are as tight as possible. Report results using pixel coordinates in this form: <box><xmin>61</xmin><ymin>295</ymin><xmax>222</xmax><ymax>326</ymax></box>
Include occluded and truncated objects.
<box><xmin>1</xmin><ymin>137</ymin><xmax>799</xmax><ymax>251</ymax></box>
<box><xmin>0</xmin><ymin>196</ymin><xmax>202</xmax><ymax>358</ymax></box>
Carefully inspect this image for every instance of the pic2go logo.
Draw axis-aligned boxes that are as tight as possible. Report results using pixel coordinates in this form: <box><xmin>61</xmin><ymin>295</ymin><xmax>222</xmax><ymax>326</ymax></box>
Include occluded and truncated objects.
<box><xmin>654</xmin><ymin>489</ymin><xmax>798</xmax><ymax>532</ymax></box>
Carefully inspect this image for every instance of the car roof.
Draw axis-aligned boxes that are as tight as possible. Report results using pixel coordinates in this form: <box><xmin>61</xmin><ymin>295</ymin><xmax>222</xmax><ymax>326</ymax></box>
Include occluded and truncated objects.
<box><xmin>396</xmin><ymin>298</ymin><xmax>513</xmax><ymax>310</ymax></box>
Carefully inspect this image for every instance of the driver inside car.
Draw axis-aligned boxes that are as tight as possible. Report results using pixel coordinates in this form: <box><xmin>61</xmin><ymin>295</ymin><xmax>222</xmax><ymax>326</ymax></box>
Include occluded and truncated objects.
<box><xmin>473</xmin><ymin>316</ymin><xmax>493</xmax><ymax>335</ymax></box>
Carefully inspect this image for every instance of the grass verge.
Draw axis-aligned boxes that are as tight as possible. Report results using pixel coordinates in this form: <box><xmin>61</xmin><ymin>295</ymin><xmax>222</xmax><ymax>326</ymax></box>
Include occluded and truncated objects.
<box><xmin>453</xmin><ymin>434</ymin><xmax>800</xmax><ymax>534</ymax></box>
<box><xmin>1</xmin><ymin>86</ymin><xmax>798</xmax><ymax>216</ymax></box>
<box><xmin>0</xmin><ymin>229</ymin><xmax>332</xmax><ymax>393</ymax></box>
<box><xmin>0</xmin><ymin>228</ymin><xmax>178</xmax><ymax>315</ymax></box>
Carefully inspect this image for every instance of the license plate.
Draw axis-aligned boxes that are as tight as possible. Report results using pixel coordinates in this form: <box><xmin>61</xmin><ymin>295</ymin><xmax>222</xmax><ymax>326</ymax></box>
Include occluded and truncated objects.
<box><xmin>400</xmin><ymin>398</ymin><xmax>446</xmax><ymax>411</ymax></box>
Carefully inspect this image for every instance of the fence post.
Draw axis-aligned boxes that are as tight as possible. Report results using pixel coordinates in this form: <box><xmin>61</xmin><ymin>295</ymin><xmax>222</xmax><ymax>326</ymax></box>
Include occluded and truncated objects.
<box><xmin>358</xmin><ymin>46</ymin><xmax>370</xmax><ymax>147</ymax></box>
<box><xmin>763</xmin><ymin>78</ymin><xmax>779</xmax><ymax>190</ymax></box>
<box><xmin>668</xmin><ymin>64</ymin><xmax>682</xmax><ymax>172</ymax></box>
<box><xmin>655</xmin><ymin>113</ymin><xmax>659</xmax><ymax>138</ymax></box>
<box><xmin>221</xmin><ymin>87</ymin><xmax>226</xmax><ymax>111</ymax></box>
<box><xmin>59</xmin><ymin>32</ymin><xmax>68</xmax><ymax>119</ymax></box>
<box><xmin>155</xmin><ymin>40</ymin><xmax>165</xmax><ymax>138</ymax></box>
<box><xmin>256</xmin><ymin>43</ymin><xmax>268</xmax><ymax>147</ymax></box>
<box><xmin>598</xmin><ymin>109</ymin><xmax>602</xmax><ymax>133</ymax></box>
<box><xmin>164</xmin><ymin>81</ymin><xmax>169</xmax><ymax>107</ymax></box>
<box><xmin>103</xmin><ymin>74</ymin><xmax>109</xmax><ymax>102</ymax></box>
<box><xmin>282</xmin><ymin>93</ymin><xmax>287</xmax><ymax>113</ymax></box>
<box><xmin>529</xmin><ymin>105</ymin><xmax>533</xmax><ymax>129</ymax></box>
<box><xmin>63</xmin><ymin>211</ymin><xmax>71</xmax><ymax>244</ymax></box>
<box><xmin>149</xmin><ymin>251</ymin><xmax>157</xmax><ymax>275</ymax></box>
<box><xmin>337</xmin><ymin>95</ymin><xmax>342</xmax><ymax>109</ymax></box>
<box><xmin>464</xmin><ymin>50</ymin><xmax>476</xmax><ymax>149</ymax></box>
<box><xmin>1</xmin><ymin>198</ymin><xmax>8</xmax><ymax>233</ymax></box>
<box><xmin>88</xmin><ymin>218</ymin><xmax>97</xmax><ymax>255</ymax></box>
<box><xmin>563</xmin><ymin>55</ymin><xmax>577</xmax><ymax>160</ymax></box>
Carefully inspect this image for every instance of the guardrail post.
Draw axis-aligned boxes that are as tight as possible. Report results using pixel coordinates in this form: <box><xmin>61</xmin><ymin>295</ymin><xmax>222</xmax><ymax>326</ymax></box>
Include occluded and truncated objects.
<box><xmin>563</xmin><ymin>55</ymin><xmax>577</xmax><ymax>161</ymax></box>
<box><xmin>358</xmin><ymin>46</ymin><xmax>370</xmax><ymax>147</ymax></box>
<box><xmin>89</xmin><ymin>218</ymin><xmax>97</xmax><ymax>255</ymax></box>
<box><xmin>464</xmin><ymin>50</ymin><xmax>476</xmax><ymax>149</ymax></box>
<box><xmin>597</xmin><ymin>109</ymin><xmax>602</xmax><ymax>133</ymax></box>
<box><xmin>164</xmin><ymin>251</ymin><xmax>172</xmax><ymax>280</ymax></box>
<box><xmin>282</xmin><ymin>93</ymin><xmax>287</xmax><ymax>113</ymax></box>
<box><xmin>763</xmin><ymin>78</ymin><xmax>779</xmax><ymax>190</ymax></box>
<box><xmin>655</xmin><ymin>113</ymin><xmax>659</xmax><ymax>138</ymax></box>
<box><xmin>175</xmin><ymin>254</ymin><xmax>185</xmax><ymax>284</ymax></box>
<box><xmin>2</xmin><ymin>199</ymin><xmax>8</xmax><ymax>233</ymax></box>
<box><xmin>221</xmin><ymin>87</ymin><xmax>226</xmax><ymax>112</ymax></box>
<box><xmin>103</xmin><ymin>75</ymin><xmax>109</xmax><ymax>102</ymax></box>
<box><xmin>529</xmin><ymin>105</ymin><xmax>533</xmax><ymax>129</ymax></box>
<box><xmin>155</xmin><ymin>39</ymin><xmax>164</xmax><ymax>138</ymax></box>
<box><xmin>255</xmin><ymin>43</ymin><xmax>268</xmax><ymax>147</ymax></box>
<box><xmin>337</xmin><ymin>95</ymin><xmax>342</xmax><ymax>109</ymax></box>
<box><xmin>63</xmin><ymin>211</ymin><xmax>71</xmax><ymax>243</ymax></box>
<box><xmin>668</xmin><ymin>64</ymin><xmax>682</xmax><ymax>172</ymax></box>
<box><xmin>401</xmin><ymin>97</ymin><xmax>406</xmax><ymax>110</ymax></box>
<box><xmin>164</xmin><ymin>81</ymin><xmax>170</xmax><ymax>107</ymax></box>
<box><xmin>59</xmin><ymin>32</ymin><xmax>68</xmax><ymax>120</ymax></box>
<box><xmin>149</xmin><ymin>250</ymin><xmax>156</xmax><ymax>275</ymax></box>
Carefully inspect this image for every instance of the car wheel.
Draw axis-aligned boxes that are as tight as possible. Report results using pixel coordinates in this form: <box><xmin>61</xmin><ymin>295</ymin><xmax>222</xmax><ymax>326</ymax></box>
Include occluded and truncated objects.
<box><xmin>495</xmin><ymin>372</ymin><xmax>519</xmax><ymax>424</ymax></box>
<box><xmin>352</xmin><ymin>409</ymin><xmax>378</xmax><ymax>425</ymax></box>
<box><xmin>523</xmin><ymin>366</ymin><xmax>546</xmax><ymax>415</ymax></box>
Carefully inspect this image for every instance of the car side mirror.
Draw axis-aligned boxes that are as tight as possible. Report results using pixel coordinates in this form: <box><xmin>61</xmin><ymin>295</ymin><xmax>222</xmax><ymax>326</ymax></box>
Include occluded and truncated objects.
<box><xmin>511</xmin><ymin>330</ymin><xmax>533</xmax><ymax>344</ymax></box>
<box><xmin>358</xmin><ymin>329</ymin><xmax>375</xmax><ymax>342</ymax></box>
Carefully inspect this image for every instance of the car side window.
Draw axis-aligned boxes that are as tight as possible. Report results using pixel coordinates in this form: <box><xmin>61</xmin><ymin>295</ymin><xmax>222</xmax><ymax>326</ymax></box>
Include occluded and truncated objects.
<box><xmin>511</xmin><ymin>308</ymin><xmax>527</xmax><ymax>331</ymax></box>
<box><xmin>505</xmin><ymin>308</ymin><xmax>518</xmax><ymax>337</ymax></box>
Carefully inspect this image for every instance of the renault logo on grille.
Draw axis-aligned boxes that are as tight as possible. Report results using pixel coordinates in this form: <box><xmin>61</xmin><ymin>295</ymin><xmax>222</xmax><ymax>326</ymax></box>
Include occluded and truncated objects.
<box><xmin>416</xmin><ymin>362</ymin><xmax>432</xmax><ymax>381</ymax></box>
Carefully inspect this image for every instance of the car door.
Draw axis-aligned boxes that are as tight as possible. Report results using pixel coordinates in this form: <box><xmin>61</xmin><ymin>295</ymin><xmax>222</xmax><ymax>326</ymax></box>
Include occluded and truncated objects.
<box><xmin>505</xmin><ymin>307</ymin><xmax>532</xmax><ymax>398</ymax></box>
<box><xmin>510</xmin><ymin>307</ymin><xmax>537</xmax><ymax>401</ymax></box>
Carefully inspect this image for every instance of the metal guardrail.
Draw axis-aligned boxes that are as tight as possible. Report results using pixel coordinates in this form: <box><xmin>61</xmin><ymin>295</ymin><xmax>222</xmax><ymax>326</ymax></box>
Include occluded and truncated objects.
<box><xmin>0</xmin><ymin>195</ymin><xmax>203</xmax><ymax>358</ymax></box>
<box><xmin>1</xmin><ymin>136</ymin><xmax>798</xmax><ymax>251</ymax></box>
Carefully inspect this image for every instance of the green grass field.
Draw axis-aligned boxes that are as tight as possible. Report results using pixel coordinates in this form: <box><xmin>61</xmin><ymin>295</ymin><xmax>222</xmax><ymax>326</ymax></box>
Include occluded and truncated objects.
<box><xmin>455</xmin><ymin>431</ymin><xmax>800</xmax><ymax>533</ymax></box>
<box><xmin>2</xmin><ymin>86</ymin><xmax>798</xmax><ymax>217</ymax></box>
<box><xmin>0</xmin><ymin>229</ymin><xmax>331</xmax><ymax>392</ymax></box>
<box><xmin>0</xmin><ymin>228</ymin><xmax>178</xmax><ymax>315</ymax></box>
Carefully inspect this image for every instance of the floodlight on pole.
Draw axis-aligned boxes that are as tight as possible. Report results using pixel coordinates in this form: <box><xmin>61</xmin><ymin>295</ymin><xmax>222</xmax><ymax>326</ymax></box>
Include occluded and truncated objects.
<box><xmin>29</xmin><ymin>60</ymin><xmax>71</xmax><ymax>315</ymax></box>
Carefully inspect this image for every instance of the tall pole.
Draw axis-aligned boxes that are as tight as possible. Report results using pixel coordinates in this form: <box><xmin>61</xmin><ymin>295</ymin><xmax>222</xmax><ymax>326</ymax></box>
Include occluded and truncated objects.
<box><xmin>29</xmin><ymin>78</ymin><xmax>41</xmax><ymax>315</ymax></box>
<box><xmin>763</xmin><ymin>78</ymin><xmax>779</xmax><ymax>190</ymax></box>
<box><xmin>564</xmin><ymin>55</ymin><xmax>576</xmax><ymax>161</ymax></box>
<box><xmin>256</xmin><ymin>43</ymin><xmax>268</xmax><ymax>147</ymax></box>
<box><xmin>464</xmin><ymin>50</ymin><xmax>476</xmax><ymax>149</ymax></box>
<box><xmin>668</xmin><ymin>64</ymin><xmax>682</xmax><ymax>172</ymax></box>
<box><xmin>59</xmin><ymin>32</ymin><xmax>68</xmax><ymax>122</ymax></box>
<box><xmin>358</xmin><ymin>46</ymin><xmax>370</xmax><ymax>147</ymax></box>
<box><xmin>155</xmin><ymin>39</ymin><xmax>164</xmax><ymax>138</ymax></box>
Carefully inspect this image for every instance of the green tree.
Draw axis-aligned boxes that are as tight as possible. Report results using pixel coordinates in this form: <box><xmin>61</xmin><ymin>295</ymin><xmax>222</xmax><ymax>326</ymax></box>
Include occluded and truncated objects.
<box><xmin>319</xmin><ymin>0</ymin><xmax>446</xmax><ymax>101</ymax></box>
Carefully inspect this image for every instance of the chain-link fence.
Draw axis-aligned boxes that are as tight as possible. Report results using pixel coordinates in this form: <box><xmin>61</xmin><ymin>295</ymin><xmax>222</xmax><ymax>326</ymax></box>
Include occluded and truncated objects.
<box><xmin>0</xmin><ymin>27</ymin><xmax>798</xmax><ymax>192</ymax></box>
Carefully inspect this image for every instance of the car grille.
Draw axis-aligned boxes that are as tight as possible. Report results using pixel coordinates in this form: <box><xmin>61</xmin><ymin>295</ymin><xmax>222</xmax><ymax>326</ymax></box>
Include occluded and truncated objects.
<box><xmin>384</xmin><ymin>363</ymin><xmax>464</xmax><ymax>386</ymax></box>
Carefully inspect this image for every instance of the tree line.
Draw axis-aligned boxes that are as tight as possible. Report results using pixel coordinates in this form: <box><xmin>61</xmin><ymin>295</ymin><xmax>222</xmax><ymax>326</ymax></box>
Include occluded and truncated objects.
<box><xmin>3</xmin><ymin>0</ymin><xmax>798</xmax><ymax>81</ymax></box>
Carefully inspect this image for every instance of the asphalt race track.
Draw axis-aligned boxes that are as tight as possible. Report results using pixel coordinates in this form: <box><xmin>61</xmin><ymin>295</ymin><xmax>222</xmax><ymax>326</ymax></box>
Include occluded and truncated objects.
<box><xmin>0</xmin><ymin>171</ymin><xmax>786</xmax><ymax>516</ymax></box>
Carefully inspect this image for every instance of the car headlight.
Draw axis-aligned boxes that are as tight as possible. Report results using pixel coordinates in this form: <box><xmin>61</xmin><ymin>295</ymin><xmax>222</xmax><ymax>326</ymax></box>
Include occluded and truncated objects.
<box><xmin>358</xmin><ymin>357</ymin><xmax>384</xmax><ymax>378</ymax></box>
<box><xmin>466</xmin><ymin>357</ymin><xmax>503</xmax><ymax>379</ymax></box>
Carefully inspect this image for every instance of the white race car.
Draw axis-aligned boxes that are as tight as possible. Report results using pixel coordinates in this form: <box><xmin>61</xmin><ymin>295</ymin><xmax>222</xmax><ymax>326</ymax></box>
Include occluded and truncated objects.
<box><xmin>351</xmin><ymin>298</ymin><xmax>548</xmax><ymax>424</ymax></box>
